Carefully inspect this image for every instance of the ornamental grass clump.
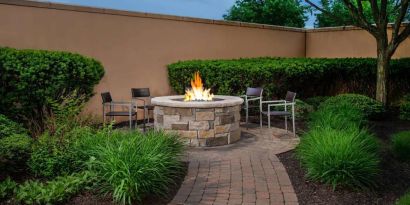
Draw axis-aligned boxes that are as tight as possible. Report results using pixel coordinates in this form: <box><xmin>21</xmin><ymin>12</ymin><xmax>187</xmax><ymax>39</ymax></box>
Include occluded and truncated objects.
<box><xmin>391</xmin><ymin>131</ymin><xmax>410</xmax><ymax>161</ymax></box>
<box><xmin>79</xmin><ymin>129</ymin><xmax>184</xmax><ymax>205</ymax></box>
<box><xmin>297</xmin><ymin>126</ymin><xmax>380</xmax><ymax>190</ymax></box>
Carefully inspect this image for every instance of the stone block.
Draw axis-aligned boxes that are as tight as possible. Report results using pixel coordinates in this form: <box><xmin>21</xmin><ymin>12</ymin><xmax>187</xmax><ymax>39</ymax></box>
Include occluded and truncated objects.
<box><xmin>180</xmin><ymin>116</ymin><xmax>195</xmax><ymax>122</ymax></box>
<box><xmin>156</xmin><ymin>114</ymin><xmax>164</xmax><ymax>124</ymax></box>
<box><xmin>230</xmin><ymin>121</ymin><xmax>240</xmax><ymax>131</ymax></box>
<box><xmin>172</xmin><ymin>123</ymin><xmax>188</xmax><ymax>130</ymax></box>
<box><xmin>164</xmin><ymin>107</ymin><xmax>193</xmax><ymax>116</ymax></box>
<box><xmin>196</xmin><ymin>108</ymin><xmax>214</xmax><ymax>112</ymax></box>
<box><xmin>234</xmin><ymin>112</ymin><xmax>241</xmax><ymax>122</ymax></box>
<box><xmin>189</xmin><ymin>121</ymin><xmax>209</xmax><ymax>130</ymax></box>
<box><xmin>220</xmin><ymin>114</ymin><xmax>234</xmax><ymax>125</ymax></box>
<box><xmin>196</xmin><ymin>112</ymin><xmax>215</xmax><ymax>121</ymax></box>
<box><xmin>163</xmin><ymin>115</ymin><xmax>180</xmax><ymax>129</ymax></box>
<box><xmin>154</xmin><ymin>106</ymin><xmax>164</xmax><ymax>115</ymax></box>
<box><xmin>206</xmin><ymin>135</ymin><xmax>228</xmax><ymax>146</ymax></box>
<box><xmin>215</xmin><ymin>108</ymin><xmax>224</xmax><ymax>113</ymax></box>
<box><xmin>178</xmin><ymin>130</ymin><xmax>198</xmax><ymax>138</ymax></box>
<box><xmin>229</xmin><ymin>129</ymin><xmax>241</xmax><ymax>144</ymax></box>
<box><xmin>198</xmin><ymin>129</ymin><xmax>215</xmax><ymax>138</ymax></box>
<box><xmin>215</xmin><ymin>124</ymin><xmax>231</xmax><ymax>134</ymax></box>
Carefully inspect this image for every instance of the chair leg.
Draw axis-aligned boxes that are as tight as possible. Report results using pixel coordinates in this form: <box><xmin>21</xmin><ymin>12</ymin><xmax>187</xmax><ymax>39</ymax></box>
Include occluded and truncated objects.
<box><xmin>285</xmin><ymin>116</ymin><xmax>288</xmax><ymax>132</ymax></box>
<box><xmin>245</xmin><ymin>106</ymin><xmax>249</xmax><ymax>130</ymax></box>
<box><xmin>260</xmin><ymin>114</ymin><xmax>263</xmax><ymax>129</ymax></box>
<box><xmin>292</xmin><ymin>114</ymin><xmax>296</xmax><ymax>137</ymax></box>
<box><xmin>268</xmin><ymin>115</ymin><xmax>271</xmax><ymax>129</ymax></box>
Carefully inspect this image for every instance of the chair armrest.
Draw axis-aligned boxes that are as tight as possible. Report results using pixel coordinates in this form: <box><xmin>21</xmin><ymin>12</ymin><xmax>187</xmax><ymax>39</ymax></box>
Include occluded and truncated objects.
<box><xmin>268</xmin><ymin>102</ymin><xmax>294</xmax><ymax>108</ymax></box>
<box><xmin>261</xmin><ymin>100</ymin><xmax>286</xmax><ymax>104</ymax></box>
<box><xmin>247</xmin><ymin>97</ymin><xmax>261</xmax><ymax>102</ymax></box>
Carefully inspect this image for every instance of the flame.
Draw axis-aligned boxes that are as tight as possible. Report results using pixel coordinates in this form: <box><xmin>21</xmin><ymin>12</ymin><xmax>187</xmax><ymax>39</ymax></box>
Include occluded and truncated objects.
<box><xmin>184</xmin><ymin>71</ymin><xmax>214</xmax><ymax>101</ymax></box>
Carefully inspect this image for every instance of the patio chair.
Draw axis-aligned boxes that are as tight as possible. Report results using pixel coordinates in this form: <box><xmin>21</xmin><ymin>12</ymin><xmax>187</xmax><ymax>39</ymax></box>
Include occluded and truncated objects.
<box><xmin>131</xmin><ymin>88</ymin><xmax>154</xmax><ymax>130</ymax></box>
<box><xmin>260</xmin><ymin>91</ymin><xmax>297</xmax><ymax>136</ymax></box>
<box><xmin>240</xmin><ymin>87</ymin><xmax>263</xmax><ymax>129</ymax></box>
<box><xmin>101</xmin><ymin>92</ymin><xmax>136</xmax><ymax>129</ymax></box>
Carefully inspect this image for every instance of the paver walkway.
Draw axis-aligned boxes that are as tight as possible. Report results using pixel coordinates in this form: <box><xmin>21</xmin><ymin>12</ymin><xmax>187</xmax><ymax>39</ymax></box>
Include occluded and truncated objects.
<box><xmin>169</xmin><ymin>125</ymin><xmax>300</xmax><ymax>205</ymax></box>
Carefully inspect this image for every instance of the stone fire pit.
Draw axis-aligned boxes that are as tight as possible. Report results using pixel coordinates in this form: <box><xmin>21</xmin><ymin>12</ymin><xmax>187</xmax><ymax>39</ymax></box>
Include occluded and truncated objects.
<box><xmin>152</xmin><ymin>95</ymin><xmax>244</xmax><ymax>147</ymax></box>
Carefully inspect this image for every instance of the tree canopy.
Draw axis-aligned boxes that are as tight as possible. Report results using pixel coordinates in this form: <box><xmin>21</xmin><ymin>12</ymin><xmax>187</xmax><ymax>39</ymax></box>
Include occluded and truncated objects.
<box><xmin>223</xmin><ymin>0</ymin><xmax>308</xmax><ymax>28</ymax></box>
<box><xmin>314</xmin><ymin>0</ymin><xmax>407</xmax><ymax>27</ymax></box>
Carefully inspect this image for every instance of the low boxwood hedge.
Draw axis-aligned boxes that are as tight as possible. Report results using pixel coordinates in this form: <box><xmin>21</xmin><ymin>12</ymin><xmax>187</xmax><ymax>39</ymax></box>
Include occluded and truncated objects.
<box><xmin>168</xmin><ymin>57</ymin><xmax>410</xmax><ymax>103</ymax></box>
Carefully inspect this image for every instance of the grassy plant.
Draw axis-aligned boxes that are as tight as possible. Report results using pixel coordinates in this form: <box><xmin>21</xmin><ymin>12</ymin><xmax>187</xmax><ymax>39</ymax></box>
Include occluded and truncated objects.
<box><xmin>0</xmin><ymin>177</ymin><xmax>17</xmax><ymax>200</ymax></box>
<box><xmin>297</xmin><ymin>126</ymin><xmax>380</xmax><ymax>189</ymax></box>
<box><xmin>79</xmin><ymin>129</ymin><xmax>184</xmax><ymax>205</ymax></box>
<box><xmin>14</xmin><ymin>171</ymin><xmax>95</xmax><ymax>205</ymax></box>
<box><xmin>0</xmin><ymin>134</ymin><xmax>33</xmax><ymax>172</ymax></box>
<box><xmin>400</xmin><ymin>95</ymin><xmax>410</xmax><ymax>121</ymax></box>
<box><xmin>396</xmin><ymin>192</ymin><xmax>410</xmax><ymax>205</ymax></box>
<box><xmin>309</xmin><ymin>103</ymin><xmax>365</xmax><ymax>131</ymax></box>
<box><xmin>392</xmin><ymin>131</ymin><xmax>410</xmax><ymax>161</ymax></box>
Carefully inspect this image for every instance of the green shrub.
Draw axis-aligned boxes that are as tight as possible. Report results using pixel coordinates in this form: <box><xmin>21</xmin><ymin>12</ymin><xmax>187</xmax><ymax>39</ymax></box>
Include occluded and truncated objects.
<box><xmin>14</xmin><ymin>171</ymin><xmax>95</xmax><ymax>205</ymax></box>
<box><xmin>0</xmin><ymin>47</ymin><xmax>104</xmax><ymax>132</ymax></box>
<box><xmin>297</xmin><ymin>127</ymin><xmax>380</xmax><ymax>189</ymax></box>
<box><xmin>0</xmin><ymin>134</ymin><xmax>33</xmax><ymax>170</ymax></box>
<box><xmin>168</xmin><ymin>57</ymin><xmax>410</xmax><ymax>103</ymax></box>
<box><xmin>0</xmin><ymin>114</ymin><xmax>27</xmax><ymax>139</ymax></box>
<box><xmin>400</xmin><ymin>95</ymin><xmax>410</xmax><ymax>121</ymax></box>
<box><xmin>309</xmin><ymin>102</ymin><xmax>365</xmax><ymax>130</ymax></box>
<box><xmin>397</xmin><ymin>192</ymin><xmax>410</xmax><ymax>205</ymax></box>
<box><xmin>320</xmin><ymin>94</ymin><xmax>384</xmax><ymax>119</ymax></box>
<box><xmin>78</xmin><ymin>129</ymin><xmax>184</xmax><ymax>205</ymax></box>
<box><xmin>392</xmin><ymin>131</ymin><xmax>410</xmax><ymax>161</ymax></box>
<box><xmin>305</xmin><ymin>96</ymin><xmax>330</xmax><ymax>110</ymax></box>
<box><xmin>0</xmin><ymin>177</ymin><xmax>17</xmax><ymax>201</ymax></box>
<box><xmin>28</xmin><ymin>128</ymin><xmax>92</xmax><ymax>178</ymax></box>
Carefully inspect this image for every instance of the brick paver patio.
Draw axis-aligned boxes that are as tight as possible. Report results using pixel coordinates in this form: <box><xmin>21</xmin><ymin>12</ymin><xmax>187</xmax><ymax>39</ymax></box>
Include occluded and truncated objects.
<box><xmin>170</xmin><ymin>125</ymin><xmax>300</xmax><ymax>205</ymax></box>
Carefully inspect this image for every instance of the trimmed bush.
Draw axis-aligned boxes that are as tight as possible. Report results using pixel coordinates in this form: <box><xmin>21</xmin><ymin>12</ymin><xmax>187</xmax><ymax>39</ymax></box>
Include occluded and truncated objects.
<box><xmin>400</xmin><ymin>95</ymin><xmax>410</xmax><ymax>121</ymax></box>
<box><xmin>305</xmin><ymin>96</ymin><xmax>330</xmax><ymax>110</ymax></box>
<box><xmin>320</xmin><ymin>94</ymin><xmax>384</xmax><ymax>119</ymax></box>
<box><xmin>297</xmin><ymin>127</ymin><xmax>380</xmax><ymax>189</ymax></box>
<box><xmin>76</xmin><ymin>129</ymin><xmax>184</xmax><ymax>205</ymax></box>
<box><xmin>0</xmin><ymin>134</ymin><xmax>33</xmax><ymax>169</ymax></box>
<box><xmin>392</xmin><ymin>131</ymin><xmax>410</xmax><ymax>161</ymax></box>
<box><xmin>168</xmin><ymin>57</ymin><xmax>410</xmax><ymax>102</ymax></box>
<box><xmin>14</xmin><ymin>171</ymin><xmax>95</xmax><ymax>205</ymax></box>
<box><xmin>0</xmin><ymin>47</ymin><xmax>104</xmax><ymax>132</ymax></box>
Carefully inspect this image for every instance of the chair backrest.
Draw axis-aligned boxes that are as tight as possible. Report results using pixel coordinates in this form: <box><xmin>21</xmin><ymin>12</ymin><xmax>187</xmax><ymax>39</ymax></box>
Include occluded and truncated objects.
<box><xmin>285</xmin><ymin>91</ymin><xmax>296</xmax><ymax>102</ymax></box>
<box><xmin>131</xmin><ymin>88</ymin><xmax>150</xmax><ymax>98</ymax></box>
<box><xmin>246</xmin><ymin>87</ymin><xmax>263</xmax><ymax>97</ymax></box>
<box><xmin>101</xmin><ymin>92</ymin><xmax>112</xmax><ymax>104</ymax></box>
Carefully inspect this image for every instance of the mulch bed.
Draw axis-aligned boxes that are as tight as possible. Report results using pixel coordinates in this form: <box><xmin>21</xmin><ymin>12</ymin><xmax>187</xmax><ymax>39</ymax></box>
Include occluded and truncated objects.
<box><xmin>278</xmin><ymin>118</ymin><xmax>410</xmax><ymax>205</ymax></box>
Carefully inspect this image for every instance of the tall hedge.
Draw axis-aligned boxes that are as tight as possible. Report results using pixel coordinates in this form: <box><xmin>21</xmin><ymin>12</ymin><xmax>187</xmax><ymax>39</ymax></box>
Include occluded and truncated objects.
<box><xmin>168</xmin><ymin>57</ymin><xmax>410</xmax><ymax>102</ymax></box>
<box><xmin>0</xmin><ymin>47</ymin><xmax>104</xmax><ymax>130</ymax></box>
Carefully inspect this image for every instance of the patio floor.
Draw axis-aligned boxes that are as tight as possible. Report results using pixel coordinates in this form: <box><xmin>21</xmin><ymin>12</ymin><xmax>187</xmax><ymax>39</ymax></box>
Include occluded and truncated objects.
<box><xmin>169</xmin><ymin>124</ymin><xmax>300</xmax><ymax>205</ymax></box>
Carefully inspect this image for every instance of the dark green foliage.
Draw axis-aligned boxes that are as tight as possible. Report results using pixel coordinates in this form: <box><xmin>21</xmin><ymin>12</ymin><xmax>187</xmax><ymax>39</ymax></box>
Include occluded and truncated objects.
<box><xmin>400</xmin><ymin>95</ymin><xmax>410</xmax><ymax>121</ymax></box>
<box><xmin>320</xmin><ymin>94</ymin><xmax>384</xmax><ymax>119</ymax></box>
<box><xmin>0</xmin><ymin>114</ymin><xmax>27</xmax><ymax>139</ymax></box>
<box><xmin>0</xmin><ymin>134</ymin><xmax>33</xmax><ymax>170</ymax></box>
<box><xmin>397</xmin><ymin>192</ymin><xmax>410</xmax><ymax>205</ymax></box>
<box><xmin>0</xmin><ymin>47</ymin><xmax>104</xmax><ymax>132</ymax></box>
<box><xmin>223</xmin><ymin>0</ymin><xmax>308</xmax><ymax>28</ymax></box>
<box><xmin>314</xmin><ymin>0</ymin><xmax>400</xmax><ymax>27</ymax></box>
<box><xmin>76</xmin><ymin>129</ymin><xmax>184</xmax><ymax>204</ymax></box>
<box><xmin>297</xmin><ymin>127</ymin><xmax>380</xmax><ymax>189</ymax></box>
<box><xmin>0</xmin><ymin>177</ymin><xmax>17</xmax><ymax>201</ymax></box>
<box><xmin>14</xmin><ymin>171</ymin><xmax>95</xmax><ymax>205</ymax></box>
<box><xmin>305</xmin><ymin>96</ymin><xmax>330</xmax><ymax>110</ymax></box>
<box><xmin>392</xmin><ymin>131</ymin><xmax>410</xmax><ymax>161</ymax></box>
<box><xmin>297</xmin><ymin>94</ymin><xmax>380</xmax><ymax>190</ymax></box>
<box><xmin>168</xmin><ymin>58</ymin><xmax>410</xmax><ymax>104</ymax></box>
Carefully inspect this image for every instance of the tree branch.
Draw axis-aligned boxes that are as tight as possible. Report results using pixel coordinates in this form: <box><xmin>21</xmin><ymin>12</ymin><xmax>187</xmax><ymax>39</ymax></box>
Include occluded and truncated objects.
<box><xmin>304</xmin><ymin>0</ymin><xmax>355</xmax><ymax>27</ymax></box>
<box><xmin>389</xmin><ymin>23</ymin><xmax>410</xmax><ymax>55</ymax></box>
<box><xmin>368</xmin><ymin>0</ymin><xmax>380</xmax><ymax>25</ymax></box>
<box><xmin>341</xmin><ymin>0</ymin><xmax>378</xmax><ymax>35</ymax></box>
<box><xmin>389</xmin><ymin>0</ymin><xmax>410</xmax><ymax>55</ymax></box>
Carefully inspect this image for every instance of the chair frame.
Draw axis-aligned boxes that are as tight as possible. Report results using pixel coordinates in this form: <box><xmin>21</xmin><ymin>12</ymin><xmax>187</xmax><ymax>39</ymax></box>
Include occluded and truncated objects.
<box><xmin>240</xmin><ymin>88</ymin><xmax>263</xmax><ymax>129</ymax></box>
<box><xmin>260</xmin><ymin>92</ymin><xmax>296</xmax><ymax>136</ymax></box>
<box><xmin>131</xmin><ymin>88</ymin><xmax>154</xmax><ymax>131</ymax></box>
<box><xmin>102</xmin><ymin>92</ymin><xmax>136</xmax><ymax>129</ymax></box>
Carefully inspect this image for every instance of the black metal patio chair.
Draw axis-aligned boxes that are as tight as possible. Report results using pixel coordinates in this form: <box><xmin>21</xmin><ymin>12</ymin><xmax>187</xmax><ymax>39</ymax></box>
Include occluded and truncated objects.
<box><xmin>101</xmin><ymin>92</ymin><xmax>136</xmax><ymax>129</ymax></box>
<box><xmin>131</xmin><ymin>88</ymin><xmax>154</xmax><ymax>130</ymax></box>
<box><xmin>260</xmin><ymin>91</ymin><xmax>297</xmax><ymax>136</ymax></box>
<box><xmin>240</xmin><ymin>87</ymin><xmax>263</xmax><ymax>129</ymax></box>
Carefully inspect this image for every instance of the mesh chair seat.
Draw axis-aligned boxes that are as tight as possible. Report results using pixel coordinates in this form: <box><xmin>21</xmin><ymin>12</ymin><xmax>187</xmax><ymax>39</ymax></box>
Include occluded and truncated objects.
<box><xmin>261</xmin><ymin>111</ymin><xmax>291</xmax><ymax>116</ymax></box>
<box><xmin>105</xmin><ymin>111</ymin><xmax>136</xmax><ymax>117</ymax></box>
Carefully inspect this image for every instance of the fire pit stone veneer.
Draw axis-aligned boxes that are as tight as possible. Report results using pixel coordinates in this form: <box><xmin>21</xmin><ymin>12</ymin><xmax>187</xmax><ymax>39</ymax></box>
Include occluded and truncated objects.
<box><xmin>152</xmin><ymin>95</ymin><xmax>244</xmax><ymax>147</ymax></box>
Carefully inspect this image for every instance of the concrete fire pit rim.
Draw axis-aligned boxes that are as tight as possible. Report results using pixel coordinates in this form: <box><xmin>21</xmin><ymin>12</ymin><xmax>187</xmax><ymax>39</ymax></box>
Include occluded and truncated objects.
<box><xmin>151</xmin><ymin>95</ymin><xmax>244</xmax><ymax>108</ymax></box>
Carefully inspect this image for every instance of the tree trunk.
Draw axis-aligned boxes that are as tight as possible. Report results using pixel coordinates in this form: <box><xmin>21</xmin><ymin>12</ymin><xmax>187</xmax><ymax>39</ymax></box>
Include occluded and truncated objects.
<box><xmin>375</xmin><ymin>39</ymin><xmax>390</xmax><ymax>105</ymax></box>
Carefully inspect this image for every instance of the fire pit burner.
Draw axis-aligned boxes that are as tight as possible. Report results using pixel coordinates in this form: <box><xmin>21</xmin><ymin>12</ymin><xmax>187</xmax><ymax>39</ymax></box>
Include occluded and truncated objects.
<box><xmin>152</xmin><ymin>95</ymin><xmax>244</xmax><ymax>147</ymax></box>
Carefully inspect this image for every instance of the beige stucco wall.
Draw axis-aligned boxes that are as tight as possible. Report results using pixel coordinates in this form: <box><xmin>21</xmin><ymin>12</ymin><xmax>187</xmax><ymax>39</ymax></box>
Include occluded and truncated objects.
<box><xmin>0</xmin><ymin>0</ymin><xmax>305</xmax><ymax>116</ymax></box>
<box><xmin>306</xmin><ymin>27</ymin><xmax>410</xmax><ymax>58</ymax></box>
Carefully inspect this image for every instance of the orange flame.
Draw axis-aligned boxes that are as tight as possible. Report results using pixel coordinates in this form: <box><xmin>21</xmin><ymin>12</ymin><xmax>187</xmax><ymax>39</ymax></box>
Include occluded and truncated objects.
<box><xmin>184</xmin><ymin>71</ymin><xmax>214</xmax><ymax>101</ymax></box>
